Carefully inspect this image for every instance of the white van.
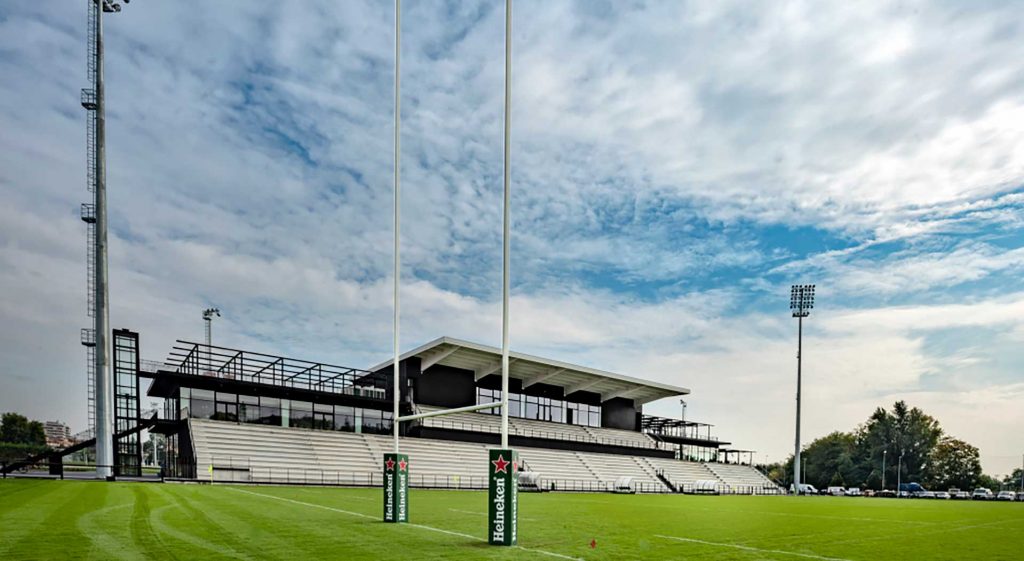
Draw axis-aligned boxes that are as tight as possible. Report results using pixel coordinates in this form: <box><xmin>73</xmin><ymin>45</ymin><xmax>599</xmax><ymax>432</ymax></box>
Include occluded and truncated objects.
<box><xmin>828</xmin><ymin>486</ymin><xmax>847</xmax><ymax>496</ymax></box>
<box><xmin>791</xmin><ymin>483</ymin><xmax>818</xmax><ymax>495</ymax></box>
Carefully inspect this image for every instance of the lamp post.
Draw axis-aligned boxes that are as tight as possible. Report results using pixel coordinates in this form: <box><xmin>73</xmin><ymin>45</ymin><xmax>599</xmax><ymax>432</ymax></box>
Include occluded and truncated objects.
<box><xmin>680</xmin><ymin>399</ymin><xmax>687</xmax><ymax>423</ymax></box>
<box><xmin>882</xmin><ymin>449</ymin><xmax>887</xmax><ymax>491</ymax></box>
<box><xmin>897</xmin><ymin>451</ymin><xmax>904</xmax><ymax>498</ymax></box>
<box><xmin>790</xmin><ymin>284</ymin><xmax>815</xmax><ymax>494</ymax></box>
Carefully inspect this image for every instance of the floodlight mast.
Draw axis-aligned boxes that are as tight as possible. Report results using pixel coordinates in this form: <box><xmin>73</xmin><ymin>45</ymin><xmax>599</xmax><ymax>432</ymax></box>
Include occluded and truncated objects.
<box><xmin>91</xmin><ymin>0</ymin><xmax>129</xmax><ymax>481</ymax></box>
<box><xmin>790</xmin><ymin>284</ymin><xmax>814</xmax><ymax>494</ymax></box>
<box><xmin>202</xmin><ymin>308</ymin><xmax>220</xmax><ymax>372</ymax></box>
<box><xmin>392</xmin><ymin>0</ymin><xmax>402</xmax><ymax>455</ymax></box>
<box><xmin>499</xmin><ymin>0</ymin><xmax>512</xmax><ymax>449</ymax></box>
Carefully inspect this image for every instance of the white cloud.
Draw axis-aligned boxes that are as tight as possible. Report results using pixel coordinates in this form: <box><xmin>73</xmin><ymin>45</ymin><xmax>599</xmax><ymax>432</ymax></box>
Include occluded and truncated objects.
<box><xmin>1</xmin><ymin>0</ymin><xmax>1024</xmax><ymax>477</ymax></box>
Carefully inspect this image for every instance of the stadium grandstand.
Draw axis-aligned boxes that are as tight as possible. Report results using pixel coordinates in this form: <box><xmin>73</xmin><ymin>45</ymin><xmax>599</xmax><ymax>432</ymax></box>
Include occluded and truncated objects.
<box><xmin>36</xmin><ymin>331</ymin><xmax>780</xmax><ymax>495</ymax></box>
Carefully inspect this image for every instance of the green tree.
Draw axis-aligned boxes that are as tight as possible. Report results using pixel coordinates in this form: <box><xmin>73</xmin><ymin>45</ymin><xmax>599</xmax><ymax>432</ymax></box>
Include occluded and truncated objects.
<box><xmin>0</xmin><ymin>412</ymin><xmax>45</xmax><ymax>446</ymax></box>
<box><xmin>927</xmin><ymin>437</ymin><xmax>982</xmax><ymax>490</ymax></box>
<box><xmin>802</xmin><ymin>432</ymin><xmax>858</xmax><ymax>489</ymax></box>
<box><xmin>854</xmin><ymin>401</ymin><xmax>943</xmax><ymax>487</ymax></box>
<box><xmin>976</xmin><ymin>474</ymin><xmax>1002</xmax><ymax>491</ymax></box>
<box><xmin>1003</xmin><ymin>468</ymin><xmax>1023</xmax><ymax>491</ymax></box>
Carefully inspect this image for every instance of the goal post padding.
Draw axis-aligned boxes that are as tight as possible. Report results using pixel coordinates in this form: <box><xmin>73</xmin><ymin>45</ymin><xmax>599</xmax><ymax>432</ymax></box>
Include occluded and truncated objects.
<box><xmin>488</xmin><ymin>448</ymin><xmax>518</xmax><ymax>546</ymax></box>
<box><xmin>382</xmin><ymin>453</ymin><xmax>408</xmax><ymax>523</ymax></box>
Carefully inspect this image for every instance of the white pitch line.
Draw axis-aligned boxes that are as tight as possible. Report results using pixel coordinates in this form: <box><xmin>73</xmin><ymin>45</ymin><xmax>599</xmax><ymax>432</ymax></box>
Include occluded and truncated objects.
<box><xmin>229</xmin><ymin>488</ymin><xmax>581</xmax><ymax>561</ymax></box>
<box><xmin>230</xmin><ymin>487</ymin><xmax>375</xmax><ymax>519</ymax></box>
<box><xmin>656</xmin><ymin>534</ymin><xmax>855</xmax><ymax>561</ymax></box>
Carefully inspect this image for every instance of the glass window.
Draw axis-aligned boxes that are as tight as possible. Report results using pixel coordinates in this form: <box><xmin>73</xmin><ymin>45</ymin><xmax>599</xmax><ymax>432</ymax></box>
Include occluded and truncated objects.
<box><xmin>335</xmin><ymin>406</ymin><xmax>355</xmax><ymax>432</ymax></box>
<box><xmin>510</xmin><ymin>393</ymin><xmax>522</xmax><ymax>418</ymax></box>
<box><xmin>213</xmin><ymin>401</ymin><xmax>238</xmax><ymax>422</ymax></box>
<box><xmin>314</xmin><ymin>403</ymin><xmax>333</xmax><ymax>413</ymax></box>
<box><xmin>240</xmin><ymin>402</ymin><xmax>261</xmax><ymax>424</ymax></box>
<box><xmin>362</xmin><ymin>409</ymin><xmax>384</xmax><ymax>434</ymax></box>
<box><xmin>289</xmin><ymin>402</ymin><xmax>314</xmax><ymax>429</ymax></box>
<box><xmin>313</xmin><ymin>411</ymin><xmax>333</xmax><ymax>431</ymax></box>
<box><xmin>215</xmin><ymin>392</ymin><xmax>236</xmax><ymax>403</ymax></box>
<box><xmin>192</xmin><ymin>389</ymin><xmax>214</xmax><ymax>401</ymax></box>
<box><xmin>258</xmin><ymin>398</ymin><xmax>281</xmax><ymax>426</ymax></box>
<box><xmin>190</xmin><ymin>397</ymin><xmax>214</xmax><ymax>420</ymax></box>
<box><xmin>239</xmin><ymin>394</ymin><xmax>258</xmax><ymax>405</ymax></box>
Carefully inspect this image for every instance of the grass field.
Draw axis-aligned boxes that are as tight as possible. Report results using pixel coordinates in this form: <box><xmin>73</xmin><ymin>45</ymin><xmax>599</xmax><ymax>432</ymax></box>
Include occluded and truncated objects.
<box><xmin>1</xmin><ymin>479</ymin><xmax>1022</xmax><ymax>560</ymax></box>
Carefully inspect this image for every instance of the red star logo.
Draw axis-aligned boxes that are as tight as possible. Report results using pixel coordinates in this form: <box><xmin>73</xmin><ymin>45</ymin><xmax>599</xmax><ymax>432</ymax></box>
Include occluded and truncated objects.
<box><xmin>385</xmin><ymin>458</ymin><xmax>395</xmax><ymax>471</ymax></box>
<box><xmin>512</xmin><ymin>461</ymin><xmax>518</xmax><ymax>473</ymax></box>
<box><xmin>398</xmin><ymin>458</ymin><xmax>408</xmax><ymax>472</ymax></box>
<box><xmin>492</xmin><ymin>454</ymin><xmax>510</xmax><ymax>474</ymax></box>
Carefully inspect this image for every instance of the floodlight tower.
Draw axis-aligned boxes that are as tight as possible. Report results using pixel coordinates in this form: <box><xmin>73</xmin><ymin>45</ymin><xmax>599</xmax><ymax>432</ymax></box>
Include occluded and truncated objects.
<box><xmin>790</xmin><ymin>284</ymin><xmax>815</xmax><ymax>494</ymax></box>
<box><xmin>81</xmin><ymin>0</ymin><xmax>130</xmax><ymax>480</ymax></box>
<box><xmin>202</xmin><ymin>308</ymin><xmax>220</xmax><ymax>372</ymax></box>
<box><xmin>202</xmin><ymin>308</ymin><xmax>220</xmax><ymax>348</ymax></box>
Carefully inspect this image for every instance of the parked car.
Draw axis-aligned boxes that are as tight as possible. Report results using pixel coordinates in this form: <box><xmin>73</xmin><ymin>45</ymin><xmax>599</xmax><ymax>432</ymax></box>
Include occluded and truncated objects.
<box><xmin>972</xmin><ymin>488</ymin><xmax>994</xmax><ymax>500</ymax></box>
<box><xmin>934</xmin><ymin>491</ymin><xmax>950</xmax><ymax>499</ymax></box>
<box><xmin>996</xmin><ymin>491</ymin><xmax>1016</xmax><ymax>501</ymax></box>
<box><xmin>863</xmin><ymin>489</ymin><xmax>876</xmax><ymax>497</ymax></box>
<box><xmin>899</xmin><ymin>482</ymin><xmax>926</xmax><ymax>497</ymax></box>
<box><xmin>1017</xmin><ymin>492</ymin><xmax>1024</xmax><ymax>502</ymax></box>
<box><xmin>955</xmin><ymin>491</ymin><xmax>971</xmax><ymax>500</ymax></box>
<box><xmin>791</xmin><ymin>483</ymin><xmax>819</xmax><ymax>495</ymax></box>
<box><xmin>846</xmin><ymin>487</ymin><xmax>862</xmax><ymax>497</ymax></box>
<box><xmin>828</xmin><ymin>486</ymin><xmax>847</xmax><ymax>496</ymax></box>
<box><xmin>921</xmin><ymin>491</ymin><xmax>936</xmax><ymax>499</ymax></box>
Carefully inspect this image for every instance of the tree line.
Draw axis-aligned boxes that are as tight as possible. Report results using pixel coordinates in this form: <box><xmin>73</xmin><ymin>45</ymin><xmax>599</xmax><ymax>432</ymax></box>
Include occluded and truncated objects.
<box><xmin>764</xmin><ymin>401</ymin><xmax>1016</xmax><ymax>491</ymax></box>
<box><xmin>0</xmin><ymin>412</ymin><xmax>49</xmax><ymax>464</ymax></box>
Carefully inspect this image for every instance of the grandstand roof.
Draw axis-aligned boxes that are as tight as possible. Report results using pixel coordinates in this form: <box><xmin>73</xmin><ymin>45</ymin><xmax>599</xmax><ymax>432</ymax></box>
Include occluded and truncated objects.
<box><xmin>372</xmin><ymin>336</ymin><xmax>689</xmax><ymax>405</ymax></box>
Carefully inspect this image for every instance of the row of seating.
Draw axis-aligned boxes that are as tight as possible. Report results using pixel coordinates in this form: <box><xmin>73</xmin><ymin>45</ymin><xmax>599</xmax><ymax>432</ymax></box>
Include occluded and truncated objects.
<box><xmin>190</xmin><ymin>419</ymin><xmax>780</xmax><ymax>493</ymax></box>
<box><xmin>417</xmin><ymin>407</ymin><xmax>660</xmax><ymax>450</ymax></box>
<box><xmin>705</xmin><ymin>462</ymin><xmax>780</xmax><ymax>491</ymax></box>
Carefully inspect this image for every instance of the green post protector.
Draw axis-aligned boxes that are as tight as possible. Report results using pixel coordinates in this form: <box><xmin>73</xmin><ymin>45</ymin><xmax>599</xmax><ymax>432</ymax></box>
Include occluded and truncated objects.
<box><xmin>383</xmin><ymin>453</ymin><xmax>409</xmax><ymax>523</ymax></box>
<box><xmin>487</xmin><ymin>448</ymin><xmax>518</xmax><ymax>545</ymax></box>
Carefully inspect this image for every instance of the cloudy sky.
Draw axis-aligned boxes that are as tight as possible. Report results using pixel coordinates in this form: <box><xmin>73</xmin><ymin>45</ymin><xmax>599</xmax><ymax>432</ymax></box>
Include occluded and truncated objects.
<box><xmin>1</xmin><ymin>1</ymin><xmax>1022</xmax><ymax>475</ymax></box>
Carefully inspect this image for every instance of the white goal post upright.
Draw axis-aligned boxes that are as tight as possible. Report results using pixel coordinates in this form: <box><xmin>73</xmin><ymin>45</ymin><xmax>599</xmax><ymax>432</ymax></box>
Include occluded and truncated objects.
<box><xmin>488</xmin><ymin>0</ymin><xmax>518</xmax><ymax>547</ymax></box>
<box><xmin>383</xmin><ymin>0</ymin><xmax>519</xmax><ymax>543</ymax></box>
<box><xmin>383</xmin><ymin>0</ymin><xmax>408</xmax><ymax>524</ymax></box>
<box><xmin>392</xmin><ymin>0</ymin><xmax>401</xmax><ymax>458</ymax></box>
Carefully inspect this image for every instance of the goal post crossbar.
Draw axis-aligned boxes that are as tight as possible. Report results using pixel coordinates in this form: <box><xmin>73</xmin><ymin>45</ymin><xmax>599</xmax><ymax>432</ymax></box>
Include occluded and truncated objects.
<box><xmin>396</xmin><ymin>401</ymin><xmax>501</xmax><ymax>423</ymax></box>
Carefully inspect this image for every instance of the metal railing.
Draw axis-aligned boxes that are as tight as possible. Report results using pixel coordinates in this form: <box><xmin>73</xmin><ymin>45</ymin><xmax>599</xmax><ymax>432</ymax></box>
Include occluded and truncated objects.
<box><xmin>419</xmin><ymin>416</ymin><xmax>668</xmax><ymax>451</ymax></box>
<box><xmin>164</xmin><ymin>341</ymin><xmax>386</xmax><ymax>398</ymax></box>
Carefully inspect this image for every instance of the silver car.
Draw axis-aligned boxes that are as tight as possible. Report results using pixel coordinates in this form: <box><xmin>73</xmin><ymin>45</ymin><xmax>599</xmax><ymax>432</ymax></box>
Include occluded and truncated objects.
<box><xmin>996</xmin><ymin>490</ymin><xmax>1016</xmax><ymax>501</ymax></box>
<box><xmin>972</xmin><ymin>488</ymin><xmax>994</xmax><ymax>500</ymax></box>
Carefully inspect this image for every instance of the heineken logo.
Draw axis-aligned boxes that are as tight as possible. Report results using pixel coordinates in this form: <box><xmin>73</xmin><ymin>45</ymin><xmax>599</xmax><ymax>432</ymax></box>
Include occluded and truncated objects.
<box><xmin>385</xmin><ymin>472</ymin><xmax>395</xmax><ymax>519</ymax></box>
<box><xmin>385</xmin><ymin>458</ymin><xmax>396</xmax><ymax>471</ymax></box>
<box><xmin>397</xmin><ymin>470</ymin><xmax>407</xmax><ymax>519</ymax></box>
<box><xmin>488</xmin><ymin>449</ymin><xmax>518</xmax><ymax>546</ymax></box>
<box><xmin>398</xmin><ymin>458</ymin><xmax>408</xmax><ymax>472</ymax></box>
<box><xmin>492</xmin><ymin>474</ymin><xmax>506</xmax><ymax>541</ymax></box>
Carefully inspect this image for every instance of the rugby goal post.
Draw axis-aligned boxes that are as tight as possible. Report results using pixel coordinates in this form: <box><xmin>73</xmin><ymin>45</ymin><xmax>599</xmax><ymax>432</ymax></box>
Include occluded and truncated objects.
<box><xmin>383</xmin><ymin>0</ymin><xmax>519</xmax><ymax>546</ymax></box>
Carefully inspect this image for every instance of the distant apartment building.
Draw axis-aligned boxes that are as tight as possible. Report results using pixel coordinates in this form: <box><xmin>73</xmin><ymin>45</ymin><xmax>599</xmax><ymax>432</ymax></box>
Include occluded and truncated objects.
<box><xmin>44</xmin><ymin>421</ymin><xmax>73</xmax><ymax>448</ymax></box>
